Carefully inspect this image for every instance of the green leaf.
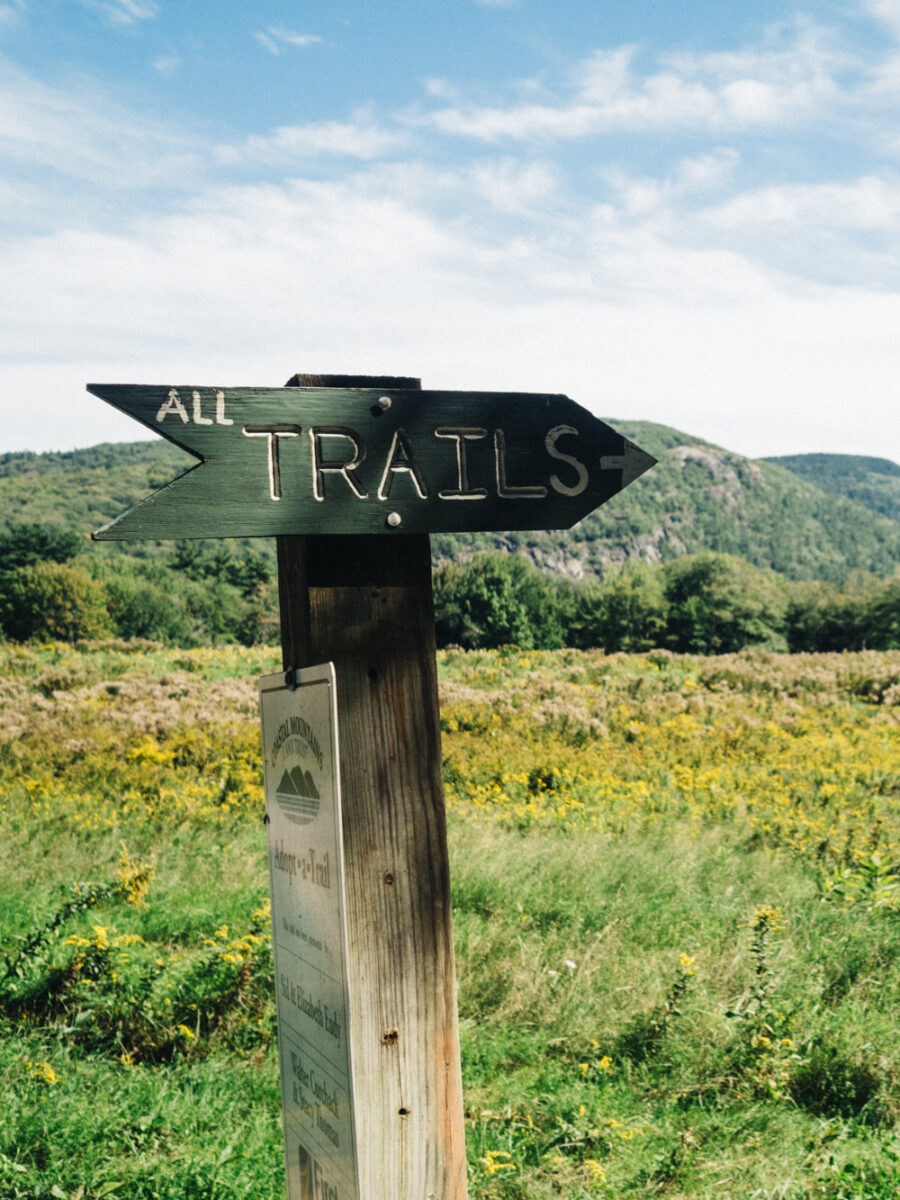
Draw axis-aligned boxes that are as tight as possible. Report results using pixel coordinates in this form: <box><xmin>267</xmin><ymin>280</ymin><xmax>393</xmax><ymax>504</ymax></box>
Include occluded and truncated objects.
<box><xmin>94</xmin><ymin>1182</ymin><xmax>126</xmax><ymax>1197</ymax></box>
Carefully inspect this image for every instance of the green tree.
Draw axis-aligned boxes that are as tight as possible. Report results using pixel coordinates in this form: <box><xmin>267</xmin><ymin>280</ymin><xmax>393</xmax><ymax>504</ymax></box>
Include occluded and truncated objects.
<box><xmin>785</xmin><ymin>582</ymin><xmax>869</xmax><ymax>652</ymax></box>
<box><xmin>99</xmin><ymin>550</ymin><xmax>275</xmax><ymax>646</ymax></box>
<box><xmin>0</xmin><ymin>522</ymin><xmax>82</xmax><ymax>569</ymax></box>
<box><xmin>433</xmin><ymin>553</ymin><xmax>566</xmax><ymax>650</ymax></box>
<box><xmin>103</xmin><ymin>567</ymin><xmax>195</xmax><ymax>644</ymax></box>
<box><xmin>224</xmin><ymin>550</ymin><xmax>272</xmax><ymax>598</ymax></box>
<box><xmin>183</xmin><ymin>576</ymin><xmax>252</xmax><ymax>646</ymax></box>
<box><xmin>0</xmin><ymin>561</ymin><xmax>112</xmax><ymax>642</ymax></box>
<box><xmin>868</xmin><ymin>575</ymin><xmax>900</xmax><ymax>649</ymax></box>
<box><xmin>572</xmin><ymin>564</ymin><xmax>668</xmax><ymax>651</ymax></box>
<box><xmin>663</xmin><ymin>553</ymin><xmax>787</xmax><ymax>654</ymax></box>
<box><xmin>168</xmin><ymin>542</ymin><xmax>271</xmax><ymax>598</ymax></box>
<box><xmin>784</xmin><ymin>572</ymin><xmax>898</xmax><ymax>652</ymax></box>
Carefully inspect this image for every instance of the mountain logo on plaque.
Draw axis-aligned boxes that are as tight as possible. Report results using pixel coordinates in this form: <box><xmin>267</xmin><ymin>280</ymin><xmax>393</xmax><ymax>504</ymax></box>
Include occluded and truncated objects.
<box><xmin>276</xmin><ymin>764</ymin><xmax>321</xmax><ymax>825</ymax></box>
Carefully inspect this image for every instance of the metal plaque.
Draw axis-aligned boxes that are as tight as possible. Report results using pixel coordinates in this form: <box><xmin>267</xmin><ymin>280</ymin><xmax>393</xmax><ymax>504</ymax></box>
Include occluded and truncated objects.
<box><xmin>260</xmin><ymin>664</ymin><xmax>359</xmax><ymax>1200</ymax></box>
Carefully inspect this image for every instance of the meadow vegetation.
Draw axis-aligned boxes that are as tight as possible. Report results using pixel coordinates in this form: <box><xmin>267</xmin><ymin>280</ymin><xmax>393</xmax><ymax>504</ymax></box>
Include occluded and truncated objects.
<box><xmin>1</xmin><ymin>640</ymin><xmax>899</xmax><ymax>1198</ymax></box>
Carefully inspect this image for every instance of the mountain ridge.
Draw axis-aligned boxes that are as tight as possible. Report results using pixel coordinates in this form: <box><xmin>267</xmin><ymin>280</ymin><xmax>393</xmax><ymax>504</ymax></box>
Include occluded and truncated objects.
<box><xmin>762</xmin><ymin>452</ymin><xmax>900</xmax><ymax>523</ymax></box>
<box><xmin>1</xmin><ymin>425</ymin><xmax>897</xmax><ymax>584</ymax></box>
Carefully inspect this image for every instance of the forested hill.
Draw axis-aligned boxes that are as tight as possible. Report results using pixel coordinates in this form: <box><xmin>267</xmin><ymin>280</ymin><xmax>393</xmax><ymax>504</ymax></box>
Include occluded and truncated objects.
<box><xmin>1</xmin><ymin>423</ymin><xmax>898</xmax><ymax>583</ymax></box>
<box><xmin>0</xmin><ymin>441</ymin><xmax>188</xmax><ymax>549</ymax></box>
<box><xmin>762</xmin><ymin>453</ymin><xmax>900</xmax><ymax>523</ymax></box>
<box><xmin>432</xmin><ymin>421</ymin><xmax>900</xmax><ymax>582</ymax></box>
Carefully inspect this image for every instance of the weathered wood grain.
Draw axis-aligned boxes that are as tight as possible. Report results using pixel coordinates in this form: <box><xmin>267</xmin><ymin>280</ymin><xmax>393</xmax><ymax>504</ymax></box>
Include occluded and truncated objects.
<box><xmin>278</xmin><ymin>376</ymin><xmax>466</xmax><ymax>1200</ymax></box>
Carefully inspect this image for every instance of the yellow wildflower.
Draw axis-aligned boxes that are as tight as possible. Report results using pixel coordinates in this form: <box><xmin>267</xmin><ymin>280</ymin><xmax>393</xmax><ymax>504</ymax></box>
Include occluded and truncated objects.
<box><xmin>583</xmin><ymin>1158</ymin><xmax>607</xmax><ymax>1184</ymax></box>
<box><xmin>25</xmin><ymin>1060</ymin><xmax>60</xmax><ymax>1085</ymax></box>
<box><xmin>479</xmin><ymin>1150</ymin><xmax>516</xmax><ymax>1176</ymax></box>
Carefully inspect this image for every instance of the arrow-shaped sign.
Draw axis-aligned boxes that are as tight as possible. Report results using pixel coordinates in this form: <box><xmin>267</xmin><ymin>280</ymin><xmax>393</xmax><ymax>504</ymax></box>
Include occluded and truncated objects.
<box><xmin>89</xmin><ymin>384</ymin><xmax>655</xmax><ymax>540</ymax></box>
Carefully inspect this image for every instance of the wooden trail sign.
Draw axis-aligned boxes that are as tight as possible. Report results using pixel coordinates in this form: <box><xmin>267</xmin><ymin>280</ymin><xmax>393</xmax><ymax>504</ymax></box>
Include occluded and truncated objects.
<box><xmin>89</xmin><ymin>370</ymin><xmax>655</xmax><ymax>1200</ymax></box>
<box><xmin>87</xmin><ymin>383</ymin><xmax>655</xmax><ymax>539</ymax></box>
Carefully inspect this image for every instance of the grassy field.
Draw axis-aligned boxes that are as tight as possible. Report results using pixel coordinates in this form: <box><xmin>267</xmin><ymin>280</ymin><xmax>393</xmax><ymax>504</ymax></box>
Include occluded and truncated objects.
<box><xmin>1</xmin><ymin>640</ymin><xmax>899</xmax><ymax>1199</ymax></box>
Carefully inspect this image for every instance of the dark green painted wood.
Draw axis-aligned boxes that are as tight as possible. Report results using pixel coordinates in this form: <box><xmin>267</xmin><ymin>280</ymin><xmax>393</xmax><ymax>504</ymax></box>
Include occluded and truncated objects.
<box><xmin>88</xmin><ymin>384</ymin><xmax>655</xmax><ymax>540</ymax></box>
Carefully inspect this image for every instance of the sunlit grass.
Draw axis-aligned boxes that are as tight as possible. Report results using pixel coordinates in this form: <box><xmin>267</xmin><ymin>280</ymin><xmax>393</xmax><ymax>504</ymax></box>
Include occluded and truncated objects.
<box><xmin>1</xmin><ymin>641</ymin><xmax>899</xmax><ymax>1198</ymax></box>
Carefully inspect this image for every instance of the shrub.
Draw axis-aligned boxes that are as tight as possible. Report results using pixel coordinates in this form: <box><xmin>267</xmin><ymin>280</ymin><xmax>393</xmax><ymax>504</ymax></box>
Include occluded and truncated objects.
<box><xmin>434</xmin><ymin>553</ymin><xmax>567</xmax><ymax>649</ymax></box>
<box><xmin>571</xmin><ymin>564</ymin><xmax>668</xmax><ymax>651</ymax></box>
<box><xmin>0</xmin><ymin>560</ymin><xmax>112</xmax><ymax>642</ymax></box>
<box><xmin>790</xmin><ymin>1041</ymin><xmax>892</xmax><ymax>1124</ymax></box>
<box><xmin>663</xmin><ymin>552</ymin><xmax>787</xmax><ymax>653</ymax></box>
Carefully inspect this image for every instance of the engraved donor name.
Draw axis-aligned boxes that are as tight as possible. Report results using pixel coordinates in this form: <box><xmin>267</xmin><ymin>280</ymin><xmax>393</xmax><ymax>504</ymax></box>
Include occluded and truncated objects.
<box><xmin>156</xmin><ymin>390</ymin><xmax>593</xmax><ymax>503</ymax></box>
<box><xmin>280</xmin><ymin>976</ymin><xmax>343</xmax><ymax>1047</ymax></box>
<box><xmin>290</xmin><ymin>1051</ymin><xmax>342</xmax><ymax>1149</ymax></box>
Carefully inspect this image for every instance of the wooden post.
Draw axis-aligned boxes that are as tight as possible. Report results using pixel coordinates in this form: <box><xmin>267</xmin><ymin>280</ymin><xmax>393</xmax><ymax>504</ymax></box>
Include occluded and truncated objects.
<box><xmin>89</xmin><ymin>371</ymin><xmax>655</xmax><ymax>1200</ymax></box>
<box><xmin>277</xmin><ymin>375</ymin><xmax>467</xmax><ymax>1200</ymax></box>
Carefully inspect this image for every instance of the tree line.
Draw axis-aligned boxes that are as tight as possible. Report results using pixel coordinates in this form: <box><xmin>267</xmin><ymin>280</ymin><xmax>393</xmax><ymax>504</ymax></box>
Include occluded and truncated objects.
<box><xmin>434</xmin><ymin>552</ymin><xmax>900</xmax><ymax>653</ymax></box>
<box><xmin>0</xmin><ymin>522</ymin><xmax>897</xmax><ymax>653</ymax></box>
<box><xmin>0</xmin><ymin>524</ymin><xmax>276</xmax><ymax>647</ymax></box>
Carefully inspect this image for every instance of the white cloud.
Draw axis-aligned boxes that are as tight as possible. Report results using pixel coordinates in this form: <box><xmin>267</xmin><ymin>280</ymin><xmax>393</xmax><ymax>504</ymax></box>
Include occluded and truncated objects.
<box><xmin>152</xmin><ymin>56</ymin><xmax>180</xmax><ymax>76</ymax></box>
<box><xmin>675</xmin><ymin>148</ymin><xmax>741</xmax><ymax>193</ymax></box>
<box><xmin>0</xmin><ymin>59</ymin><xmax>201</xmax><ymax>192</ymax></box>
<box><xmin>426</xmin><ymin>99</ymin><xmax>602</xmax><ymax>141</ymax></box>
<box><xmin>592</xmin><ymin>150</ymin><xmax>742</xmax><ymax>225</ymax></box>
<box><xmin>690</xmin><ymin>174</ymin><xmax>900</xmax><ymax>287</ymax></box>
<box><xmin>0</xmin><ymin>0</ymin><xmax>26</xmax><ymax>27</ymax></box>
<box><xmin>4</xmin><ymin>20</ymin><xmax>900</xmax><ymax>464</ymax></box>
<box><xmin>254</xmin><ymin>27</ymin><xmax>321</xmax><ymax>56</ymax></box>
<box><xmin>216</xmin><ymin>113</ymin><xmax>408</xmax><ymax>165</ymax></box>
<box><xmin>863</xmin><ymin>48</ymin><xmax>900</xmax><ymax>102</ymax></box>
<box><xmin>862</xmin><ymin>0</ymin><xmax>900</xmax><ymax>38</ymax></box>
<box><xmin>4</xmin><ymin>161</ymin><xmax>900</xmax><ymax>463</ymax></box>
<box><xmin>423</xmin><ymin>22</ymin><xmax>848</xmax><ymax>142</ymax></box>
<box><xmin>76</xmin><ymin>0</ymin><xmax>158</xmax><ymax>27</ymax></box>
<box><xmin>703</xmin><ymin>175</ymin><xmax>900</xmax><ymax>233</ymax></box>
<box><xmin>465</xmin><ymin>158</ymin><xmax>560</xmax><ymax>215</ymax></box>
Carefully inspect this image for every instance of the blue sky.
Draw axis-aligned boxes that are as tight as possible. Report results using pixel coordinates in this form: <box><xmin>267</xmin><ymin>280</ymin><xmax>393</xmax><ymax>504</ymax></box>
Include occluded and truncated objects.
<box><xmin>2</xmin><ymin>0</ymin><xmax>899</xmax><ymax>462</ymax></box>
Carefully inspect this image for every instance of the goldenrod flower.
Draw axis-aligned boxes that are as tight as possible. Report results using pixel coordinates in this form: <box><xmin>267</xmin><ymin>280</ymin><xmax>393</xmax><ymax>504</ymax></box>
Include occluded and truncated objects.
<box><xmin>583</xmin><ymin>1158</ymin><xmax>607</xmax><ymax>1184</ymax></box>
<box><xmin>25</xmin><ymin>1061</ymin><xmax>60</xmax><ymax>1085</ymax></box>
<box><xmin>478</xmin><ymin>1150</ymin><xmax>516</xmax><ymax>1176</ymax></box>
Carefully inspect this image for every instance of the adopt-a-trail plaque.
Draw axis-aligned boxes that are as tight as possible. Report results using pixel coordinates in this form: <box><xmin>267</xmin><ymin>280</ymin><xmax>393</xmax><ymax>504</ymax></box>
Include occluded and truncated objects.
<box><xmin>260</xmin><ymin>663</ymin><xmax>358</xmax><ymax>1200</ymax></box>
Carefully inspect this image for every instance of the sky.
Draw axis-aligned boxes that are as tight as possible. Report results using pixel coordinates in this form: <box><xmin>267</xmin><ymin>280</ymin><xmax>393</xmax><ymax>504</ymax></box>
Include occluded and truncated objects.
<box><xmin>2</xmin><ymin>0</ymin><xmax>900</xmax><ymax>463</ymax></box>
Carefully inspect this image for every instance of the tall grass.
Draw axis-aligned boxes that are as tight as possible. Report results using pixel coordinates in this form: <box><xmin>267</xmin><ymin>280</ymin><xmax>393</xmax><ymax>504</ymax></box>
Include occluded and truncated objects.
<box><xmin>1</xmin><ymin>641</ymin><xmax>898</xmax><ymax>1198</ymax></box>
